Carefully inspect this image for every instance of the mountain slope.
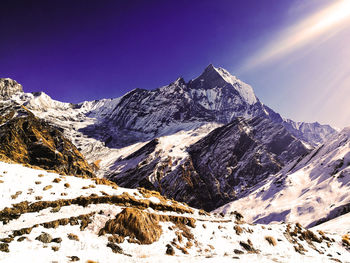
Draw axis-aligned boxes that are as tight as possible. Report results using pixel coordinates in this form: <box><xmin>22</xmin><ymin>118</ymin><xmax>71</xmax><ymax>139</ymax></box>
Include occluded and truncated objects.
<box><xmin>216</xmin><ymin>126</ymin><xmax>350</xmax><ymax>228</ymax></box>
<box><xmin>0</xmin><ymin>102</ymin><xmax>94</xmax><ymax>177</ymax></box>
<box><xmin>0</xmin><ymin>78</ymin><xmax>23</xmax><ymax>99</ymax></box>
<box><xmin>0</xmin><ymin>65</ymin><xmax>337</xmax><ymax>212</ymax></box>
<box><xmin>109</xmin><ymin>116</ymin><xmax>310</xmax><ymax>211</ymax></box>
<box><xmin>0</xmin><ymin>161</ymin><xmax>349</xmax><ymax>262</ymax></box>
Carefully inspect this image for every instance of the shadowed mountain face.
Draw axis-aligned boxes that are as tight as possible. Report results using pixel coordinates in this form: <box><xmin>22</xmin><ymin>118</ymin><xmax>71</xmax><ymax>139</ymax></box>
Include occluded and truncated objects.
<box><xmin>109</xmin><ymin>116</ymin><xmax>310</xmax><ymax>211</ymax></box>
<box><xmin>0</xmin><ymin>103</ymin><xmax>94</xmax><ymax>177</ymax></box>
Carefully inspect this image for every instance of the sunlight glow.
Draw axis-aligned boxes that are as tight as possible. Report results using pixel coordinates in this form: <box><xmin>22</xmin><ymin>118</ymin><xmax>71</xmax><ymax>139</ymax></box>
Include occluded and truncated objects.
<box><xmin>241</xmin><ymin>0</ymin><xmax>350</xmax><ymax>71</ymax></box>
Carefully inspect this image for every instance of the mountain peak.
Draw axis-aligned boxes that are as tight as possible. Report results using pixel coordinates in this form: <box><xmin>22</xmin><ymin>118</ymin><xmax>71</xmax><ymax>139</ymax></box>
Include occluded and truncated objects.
<box><xmin>204</xmin><ymin>63</ymin><xmax>216</xmax><ymax>72</ymax></box>
<box><xmin>0</xmin><ymin>78</ymin><xmax>23</xmax><ymax>99</ymax></box>
<box><xmin>189</xmin><ymin>65</ymin><xmax>258</xmax><ymax>105</ymax></box>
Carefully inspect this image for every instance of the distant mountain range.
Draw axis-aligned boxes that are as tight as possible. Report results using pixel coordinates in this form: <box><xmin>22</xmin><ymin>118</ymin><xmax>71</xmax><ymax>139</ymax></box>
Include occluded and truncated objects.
<box><xmin>0</xmin><ymin>66</ymin><xmax>337</xmax><ymax>212</ymax></box>
<box><xmin>1</xmin><ymin>66</ymin><xmax>350</xmax><ymax>261</ymax></box>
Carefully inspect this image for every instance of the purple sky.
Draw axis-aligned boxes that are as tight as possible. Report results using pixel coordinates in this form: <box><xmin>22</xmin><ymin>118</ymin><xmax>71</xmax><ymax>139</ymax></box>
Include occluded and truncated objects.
<box><xmin>1</xmin><ymin>0</ymin><xmax>350</xmax><ymax>127</ymax></box>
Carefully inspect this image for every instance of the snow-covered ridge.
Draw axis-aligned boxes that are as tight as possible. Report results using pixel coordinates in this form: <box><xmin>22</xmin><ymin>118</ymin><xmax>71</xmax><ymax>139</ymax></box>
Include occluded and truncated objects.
<box><xmin>214</xmin><ymin>66</ymin><xmax>257</xmax><ymax>105</ymax></box>
<box><xmin>216</xmin><ymin>125</ymin><xmax>350</xmax><ymax>229</ymax></box>
<box><xmin>0</xmin><ymin>161</ymin><xmax>349</xmax><ymax>262</ymax></box>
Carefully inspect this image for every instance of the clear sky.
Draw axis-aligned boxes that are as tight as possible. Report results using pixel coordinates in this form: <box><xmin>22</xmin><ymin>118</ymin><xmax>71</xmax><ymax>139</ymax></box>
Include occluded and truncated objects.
<box><xmin>1</xmin><ymin>0</ymin><xmax>350</xmax><ymax>128</ymax></box>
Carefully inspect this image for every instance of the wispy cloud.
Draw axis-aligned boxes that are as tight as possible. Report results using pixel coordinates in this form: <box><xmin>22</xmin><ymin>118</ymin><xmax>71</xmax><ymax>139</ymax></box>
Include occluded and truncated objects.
<box><xmin>240</xmin><ymin>0</ymin><xmax>350</xmax><ymax>72</ymax></box>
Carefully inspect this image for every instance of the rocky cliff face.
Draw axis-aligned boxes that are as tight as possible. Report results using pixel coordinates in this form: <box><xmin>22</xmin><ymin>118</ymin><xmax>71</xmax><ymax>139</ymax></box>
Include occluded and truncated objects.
<box><xmin>109</xmin><ymin>116</ymin><xmax>310</xmax><ymax>211</ymax></box>
<box><xmin>0</xmin><ymin>102</ymin><xmax>94</xmax><ymax>177</ymax></box>
<box><xmin>0</xmin><ymin>78</ymin><xmax>23</xmax><ymax>99</ymax></box>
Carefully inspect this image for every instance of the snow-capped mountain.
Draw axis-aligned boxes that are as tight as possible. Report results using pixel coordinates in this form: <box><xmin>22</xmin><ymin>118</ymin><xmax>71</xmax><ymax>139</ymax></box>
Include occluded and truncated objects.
<box><xmin>1</xmin><ymin>161</ymin><xmax>349</xmax><ymax>262</ymax></box>
<box><xmin>216</xmin><ymin>126</ymin><xmax>350</xmax><ymax>228</ymax></box>
<box><xmin>1</xmin><ymin>65</ymin><xmax>349</xmax><ymax>262</ymax></box>
<box><xmin>109</xmin><ymin>116</ymin><xmax>310</xmax><ymax>211</ymax></box>
<box><xmin>77</xmin><ymin>64</ymin><xmax>336</xmax><ymax>148</ymax></box>
<box><xmin>0</xmin><ymin>65</ymin><xmax>338</xmax><ymax>211</ymax></box>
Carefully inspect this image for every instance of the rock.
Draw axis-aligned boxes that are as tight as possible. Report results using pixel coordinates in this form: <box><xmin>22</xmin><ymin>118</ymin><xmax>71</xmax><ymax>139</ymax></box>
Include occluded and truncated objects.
<box><xmin>52</xmin><ymin>246</ymin><xmax>59</xmax><ymax>252</ymax></box>
<box><xmin>107</xmin><ymin>242</ymin><xmax>123</xmax><ymax>254</ymax></box>
<box><xmin>69</xmin><ymin>256</ymin><xmax>80</xmax><ymax>262</ymax></box>
<box><xmin>0</xmin><ymin>78</ymin><xmax>23</xmax><ymax>99</ymax></box>
<box><xmin>35</xmin><ymin>232</ymin><xmax>53</xmax><ymax>243</ymax></box>
<box><xmin>166</xmin><ymin>244</ymin><xmax>175</xmax><ymax>255</ymax></box>
<box><xmin>67</xmin><ymin>233</ymin><xmax>79</xmax><ymax>241</ymax></box>
<box><xmin>0</xmin><ymin>104</ymin><xmax>94</xmax><ymax>177</ymax></box>
<box><xmin>52</xmin><ymin>237</ymin><xmax>62</xmax><ymax>243</ymax></box>
<box><xmin>0</xmin><ymin>243</ymin><xmax>9</xmax><ymax>253</ymax></box>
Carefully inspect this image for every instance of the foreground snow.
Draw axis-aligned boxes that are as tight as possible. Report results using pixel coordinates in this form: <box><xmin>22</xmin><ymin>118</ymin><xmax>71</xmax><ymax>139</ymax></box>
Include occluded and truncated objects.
<box><xmin>0</xmin><ymin>161</ymin><xmax>349</xmax><ymax>262</ymax></box>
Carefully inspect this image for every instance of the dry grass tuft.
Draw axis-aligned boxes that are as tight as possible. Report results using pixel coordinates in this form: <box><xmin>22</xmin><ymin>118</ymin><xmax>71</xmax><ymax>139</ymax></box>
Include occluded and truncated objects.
<box><xmin>301</xmin><ymin>229</ymin><xmax>322</xmax><ymax>243</ymax></box>
<box><xmin>234</xmin><ymin>225</ymin><xmax>243</xmax><ymax>235</ymax></box>
<box><xmin>11</xmin><ymin>191</ymin><xmax>22</xmax><ymax>200</ymax></box>
<box><xmin>342</xmin><ymin>234</ymin><xmax>350</xmax><ymax>246</ymax></box>
<box><xmin>100</xmin><ymin>208</ymin><xmax>163</xmax><ymax>244</ymax></box>
<box><xmin>99</xmin><ymin>207</ymin><xmax>196</xmax><ymax>245</ymax></box>
<box><xmin>43</xmin><ymin>185</ymin><xmax>52</xmax><ymax>191</ymax></box>
<box><xmin>265</xmin><ymin>236</ymin><xmax>277</xmax><ymax>246</ymax></box>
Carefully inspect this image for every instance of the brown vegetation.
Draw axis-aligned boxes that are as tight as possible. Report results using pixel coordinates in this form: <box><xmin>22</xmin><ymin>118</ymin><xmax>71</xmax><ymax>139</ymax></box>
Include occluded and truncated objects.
<box><xmin>99</xmin><ymin>207</ymin><xmax>196</xmax><ymax>245</ymax></box>
<box><xmin>234</xmin><ymin>225</ymin><xmax>243</xmax><ymax>235</ymax></box>
<box><xmin>265</xmin><ymin>236</ymin><xmax>277</xmax><ymax>246</ymax></box>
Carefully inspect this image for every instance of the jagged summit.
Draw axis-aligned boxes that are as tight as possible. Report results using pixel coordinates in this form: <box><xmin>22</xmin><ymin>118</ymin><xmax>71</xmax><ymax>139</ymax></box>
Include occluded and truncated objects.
<box><xmin>188</xmin><ymin>64</ymin><xmax>258</xmax><ymax>105</ymax></box>
<box><xmin>0</xmin><ymin>78</ymin><xmax>23</xmax><ymax>99</ymax></box>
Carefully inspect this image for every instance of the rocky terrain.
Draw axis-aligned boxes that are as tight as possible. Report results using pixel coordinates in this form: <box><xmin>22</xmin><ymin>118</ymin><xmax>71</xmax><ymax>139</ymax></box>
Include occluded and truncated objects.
<box><xmin>0</xmin><ymin>101</ymin><xmax>94</xmax><ymax>177</ymax></box>
<box><xmin>216</xmin><ymin>125</ymin><xmax>350</xmax><ymax>229</ymax></box>
<box><xmin>0</xmin><ymin>66</ymin><xmax>349</xmax><ymax>262</ymax></box>
<box><xmin>0</xmin><ymin>66</ymin><xmax>336</xmax><ymax>210</ymax></box>
<box><xmin>110</xmin><ymin>116</ymin><xmax>310</xmax><ymax>211</ymax></box>
<box><xmin>0</xmin><ymin>161</ymin><xmax>349</xmax><ymax>262</ymax></box>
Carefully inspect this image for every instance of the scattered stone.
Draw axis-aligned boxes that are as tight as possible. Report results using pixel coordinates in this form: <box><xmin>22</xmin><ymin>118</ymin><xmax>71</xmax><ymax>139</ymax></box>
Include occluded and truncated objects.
<box><xmin>43</xmin><ymin>185</ymin><xmax>53</xmax><ymax>191</ymax></box>
<box><xmin>50</xmin><ymin>206</ymin><xmax>61</xmax><ymax>213</ymax></box>
<box><xmin>166</xmin><ymin>244</ymin><xmax>175</xmax><ymax>255</ymax></box>
<box><xmin>0</xmin><ymin>237</ymin><xmax>13</xmax><ymax>243</ymax></box>
<box><xmin>107</xmin><ymin>242</ymin><xmax>123</xmax><ymax>254</ymax></box>
<box><xmin>52</xmin><ymin>246</ymin><xmax>59</xmax><ymax>252</ymax></box>
<box><xmin>67</xmin><ymin>233</ymin><xmax>79</xmax><ymax>241</ymax></box>
<box><xmin>239</xmin><ymin>240</ymin><xmax>258</xmax><ymax>253</ymax></box>
<box><xmin>52</xmin><ymin>237</ymin><xmax>62</xmax><ymax>243</ymax></box>
<box><xmin>234</xmin><ymin>249</ymin><xmax>244</xmax><ymax>254</ymax></box>
<box><xmin>35</xmin><ymin>232</ymin><xmax>53</xmax><ymax>243</ymax></box>
<box><xmin>17</xmin><ymin>237</ymin><xmax>26</xmax><ymax>242</ymax></box>
<box><xmin>69</xmin><ymin>256</ymin><xmax>80</xmax><ymax>262</ymax></box>
<box><xmin>0</xmin><ymin>243</ymin><xmax>9</xmax><ymax>253</ymax></box>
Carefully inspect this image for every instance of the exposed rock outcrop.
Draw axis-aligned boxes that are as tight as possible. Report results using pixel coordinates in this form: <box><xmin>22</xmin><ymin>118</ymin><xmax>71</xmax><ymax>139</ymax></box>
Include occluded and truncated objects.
<box><xmin>0</xmin><ymin>78</ymin><xmax>23</xmax><ymax>99</ymax></box>
<box><xmin>0</xmin><ymin>103</ymin><xmax>94</xmax><ymax>177</ymax></box>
